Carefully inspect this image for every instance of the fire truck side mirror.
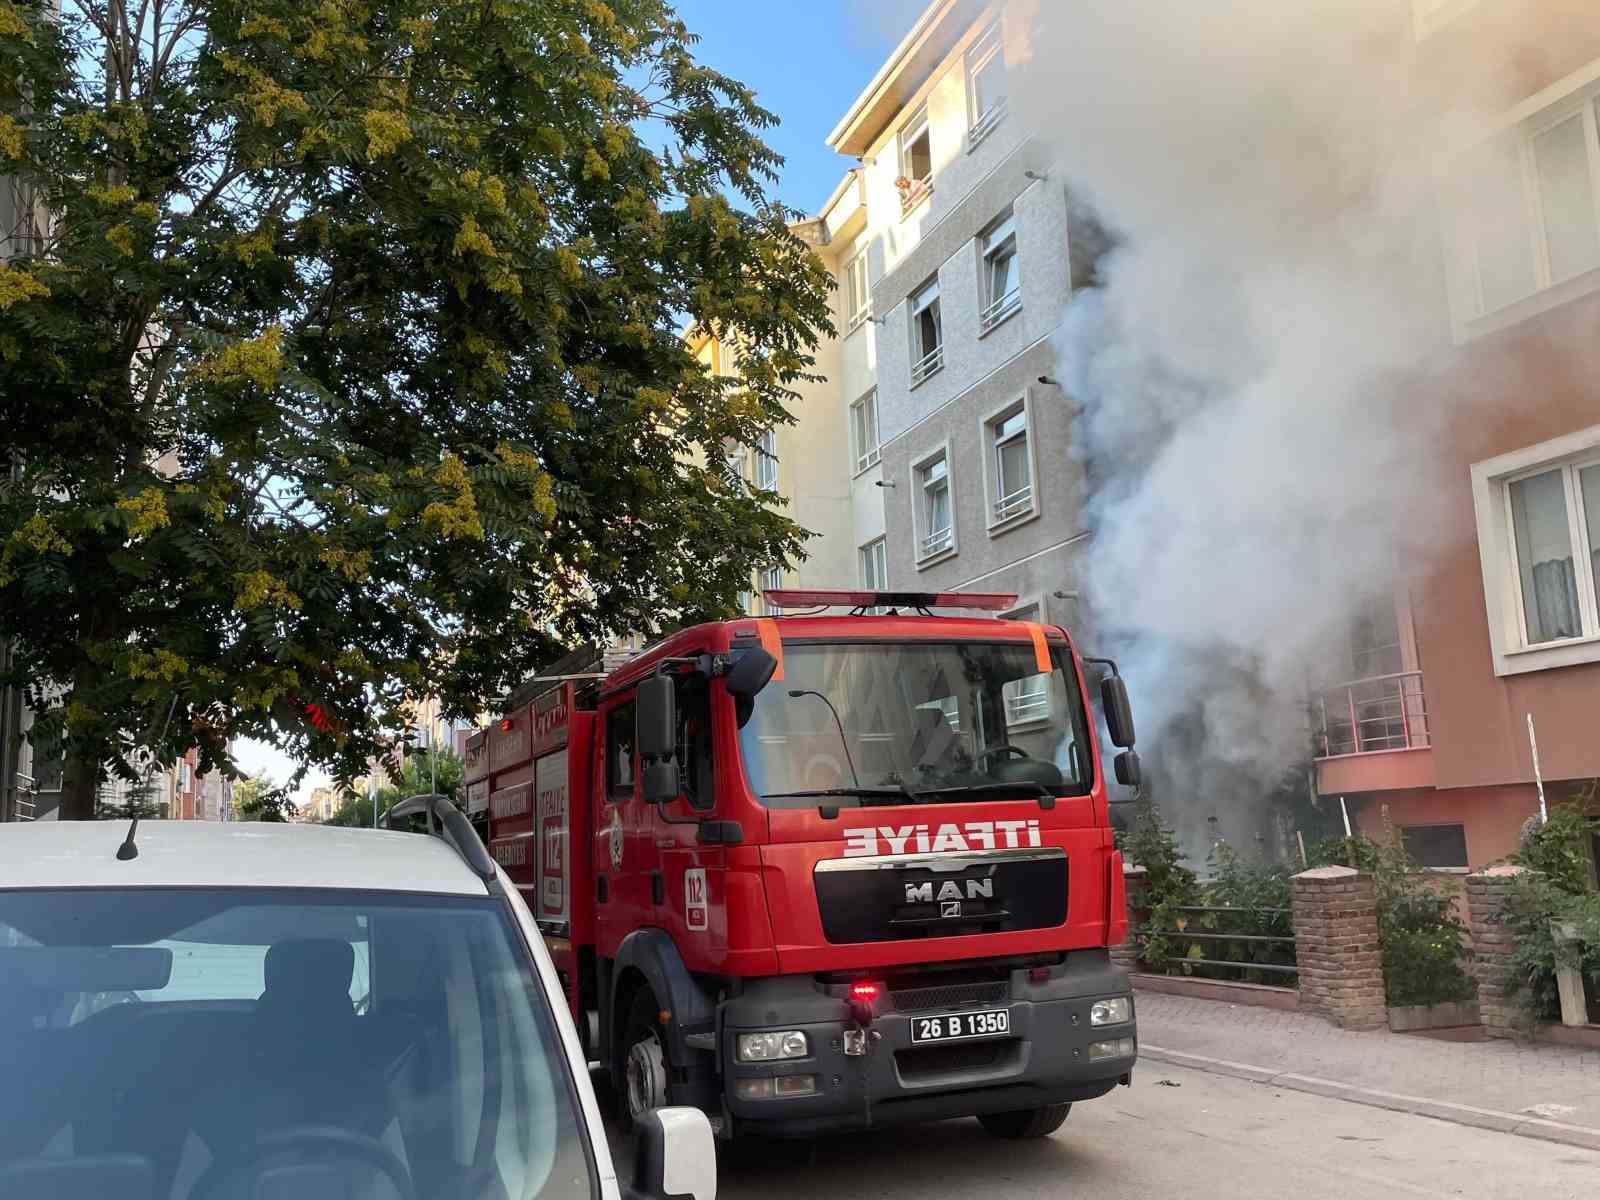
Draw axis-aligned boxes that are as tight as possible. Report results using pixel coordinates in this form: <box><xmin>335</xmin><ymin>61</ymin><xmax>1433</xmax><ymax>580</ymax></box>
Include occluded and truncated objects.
<box><xmin>1100</xmin><ymin>675</ymin><xmax>1136</xmax><ymax>749</ymax></box>
<box><xmin>1114</xmin><ymin>749</ymin><xmax>1142</xmax><ymax>788</ymax></box>
<box><xmin>637</xmin><ymin>675</ymin><xmax>681</xmax><ymax>805</ymax></box>
<box><xmin>724</xmin><ymin>647</ymin><xmax>778</xmax><ymax>699</ymax></box>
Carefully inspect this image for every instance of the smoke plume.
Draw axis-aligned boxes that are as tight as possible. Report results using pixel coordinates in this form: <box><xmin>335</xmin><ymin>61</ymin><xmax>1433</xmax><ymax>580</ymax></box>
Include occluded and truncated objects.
<box><xmin>1012</xmin><ymin>0</ymin><xmax>1593</xmax><ymax>860</ymax></box>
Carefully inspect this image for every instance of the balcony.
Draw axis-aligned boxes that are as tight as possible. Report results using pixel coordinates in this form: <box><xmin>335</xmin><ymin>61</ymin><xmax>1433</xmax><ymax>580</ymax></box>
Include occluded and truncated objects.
<box><xmin>910</xmin><ymin>344</ymin><xmax>944</xmax><ymax>387</ymax></box>
<box><xmin>1312</xmin><ymin>671</ymin><xmax>1435</xmax><ymax>795</ymax></box>
<box><xmin>920</xmin><ymin>526</ymin><xmax>954</xmax><ymax>559</ymax></box>
<box><xmin>979</xmin><ymin>287</ymin><xmax>1021</xmax><ymax>334</ymax></box>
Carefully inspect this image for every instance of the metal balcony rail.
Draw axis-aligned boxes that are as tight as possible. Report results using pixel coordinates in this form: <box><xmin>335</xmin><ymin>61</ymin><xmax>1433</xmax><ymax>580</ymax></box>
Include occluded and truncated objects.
<box><xmin>920</xmin><ymin>526</ymin><xmax>954</xmax><ymax>557</ymax></box>
<box><xmin>992</xmin><ymin>482</ymin><xmax>1032</xmax><ymax>522</ymax></box>
<box><xmin>1135</xmin><ymin>904</ymin><xmax>1299</xmax><ymax>985</ymax></box>
<box><xmin>1314</xmin><ymin>670</ymin><xmax>1430</xmax><ymax>758</ymax></box>
<box><xmin>968</xmin><ymin>100</ymin><xmax>1007</xmax><ymax>147</ymax></box>
<box><xmin>899</xmin><ymin>176</ymin><xmax>933</xmax><ymax>215</ymax></box>
<box><xmin>910</xmin><ymin>343</ymin><xmax>944</xmax><ymax>385</ymax></box>
<box><xmin>979</xmin><ymin>286</ymin><xmax>1021</xmax><ymax>332</ymax></box>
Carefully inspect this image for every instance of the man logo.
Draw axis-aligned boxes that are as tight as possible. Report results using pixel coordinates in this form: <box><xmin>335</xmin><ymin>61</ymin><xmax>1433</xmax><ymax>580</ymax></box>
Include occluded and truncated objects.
<box><xmin>904</xmin><ymin>878</ymin><xmax>994</xmax><ymax>904</ymax></box>
<box><xmin>941</xmin><ymin>901</ymin><xmax>962</xmax><ymax>919</ymax></box>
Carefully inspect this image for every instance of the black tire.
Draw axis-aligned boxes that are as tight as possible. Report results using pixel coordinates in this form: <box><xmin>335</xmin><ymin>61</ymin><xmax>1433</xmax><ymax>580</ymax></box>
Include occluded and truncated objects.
<box><xmin>616</xmin><ymin>989</ymin><xmax>671</xmax><ymax>1135</ymax></box>
<box><xmin>977</xmin><ymin>1103</ymin><xmax>1072</xmax><ymax>1139</ymax></box>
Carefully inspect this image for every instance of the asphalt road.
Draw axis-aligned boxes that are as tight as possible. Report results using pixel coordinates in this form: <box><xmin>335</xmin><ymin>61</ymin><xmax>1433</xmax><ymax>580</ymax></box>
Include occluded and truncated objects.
<box><xmin>609</xmin><ymin>1064</ymin><xmax>1600</xmax><ymax>1199</ymax></box>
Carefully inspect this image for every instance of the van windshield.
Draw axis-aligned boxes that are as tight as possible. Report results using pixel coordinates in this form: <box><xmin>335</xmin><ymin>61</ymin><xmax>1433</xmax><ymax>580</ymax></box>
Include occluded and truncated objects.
<box><xmin>738</xmin><ymin>639</ymin><xmax>1094</xmax><ymax>807</ymax></box>
<box><xmin>0</xmin><ymin>888</ymin><xmax>596</xmax><ymax>1200</ymax></box>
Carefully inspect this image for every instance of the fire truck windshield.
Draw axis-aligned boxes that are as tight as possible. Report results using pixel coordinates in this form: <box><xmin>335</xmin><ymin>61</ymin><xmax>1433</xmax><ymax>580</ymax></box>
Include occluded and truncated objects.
<box><xmin>738</xmin><ymin>640</ymin><xmax>1095</xmax><ymax>806</ymax></box>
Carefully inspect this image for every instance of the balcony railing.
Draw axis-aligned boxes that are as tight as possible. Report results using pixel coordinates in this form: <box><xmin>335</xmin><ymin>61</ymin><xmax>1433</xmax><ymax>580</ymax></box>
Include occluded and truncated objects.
<box><xmin>968</xmin><ymin>100</ymin><xmax>1008</xmax><ymax>149</ymax></box>
<box><xmin>899</xmin><ymin>176</ymin><xmax>933</xmax><ymax>216</ymax></box>
<box><xmin>911</xmin><ymin>343</ymin><xmax>944</xmax><ymax>386</ymax></box>
<box><xmin>1313</xmin><ymin>671</ymin><xmax>1430</xmax><ymax>758</ymax></box>
<box><xmin>920</xmin><ymin>526</ymin><xmax>954</xmax><ymax>558</ymax></box>
<box><xmin>979</xmin><ymin>286</ymin><xmax>1021</xmax><ymax>332</ymax></box>
<box><xmin>1006</xmin><ymin>687</ymin><xmax>1049</xmax><ymax>726</ymax></box>
<box><xmin>993</xmin><ymin>483</ymin><xmax>1032</xmax><ymax>523</ymax></box>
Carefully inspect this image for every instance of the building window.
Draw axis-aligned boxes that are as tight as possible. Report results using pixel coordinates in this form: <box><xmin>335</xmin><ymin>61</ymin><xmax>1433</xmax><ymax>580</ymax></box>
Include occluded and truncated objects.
<box><xmin>1471</xmin><ymin>424</ymin><xmax>1600</xmax><ymax>675</ymax></box>
<box><xmin>1448</xmin><ymin>85</ymin><xmax>1600</xmax><ymax>331</ymax></box>
<box><xmin>859</xmin><ymin>537</ymin><xmax>887</xmax><ymax>590</ymax></box>
<box><xmin>1399</xmin><ymin>824</ymin><xmax>1470</xmax><ymax>870</ymax></box>
<box><xmin>736</xmin><ymin>590</ymin><xmax>752</xmax><ymax>614</ymax></box>
<box><xmin>966</xmin><ymin>21</ymin><xmax>1007</xmax><ymax>147</ymax></box>
<box><xmin>725</xmin><ymin>440</ymin><xmax>749</xmax><ymax>487</ymax></box>
<box><xmin>916</xmin><ymin>451</ymin><xmax>955</xmax><ymax>561</ymax></box>
<box><xmin>897</xmin><ymin>102</ymin><xmax>933</xmax><ymax>214</ymax></box>
<box><xmin>1001</xmin><ymin>602</ymin><xmax>1050</xmax><ymax>726</ymax></box>
<box><xmin>909</xmin><ymin>277</ymin><xmax>943</xmax><ymax>385</ymax></box>
<box><xmin>754</xmin><ymin>428</ymin><xmax>779</xmax><ymax>491</ymax></box>
<box><xmin>979</xmin><ymin>209</ymin><xmax>1021</xmax><ymax>332</ymax></box>
<box><xmin>985</xmin><ymin>399</ymin><xmax>1038</xmax><ymax>529</ymax></box>
<box><xmin>844</xmin><ymin>251</ymin><xmax>870</xmax><ymax>331</ymax></box>
<box><xmin>761</xmin><ymin>566</ymin><xmax>785</xmax><ymax>615</ymax></box>
<box><xmin>850</xmin><ymin>390</ymin><xmax>880</xmax><ymax>473</ymax></box>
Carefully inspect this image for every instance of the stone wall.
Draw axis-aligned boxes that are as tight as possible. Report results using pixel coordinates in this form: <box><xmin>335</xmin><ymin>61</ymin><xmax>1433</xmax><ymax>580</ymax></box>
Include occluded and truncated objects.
<box><xmin>1110</xmin><ymin>867</ymin><xmax>1146</xmax><ymax>973</ymax></box>
<box><xmin>1289</xmin><ymin>866</ymin><xmax>1386</xmax><ymax>1030</ymax></box>
<box><xmin>1464</xmin><ymin>864</ymin><xmax>1529</xmax><ymax>1039</ymax></box>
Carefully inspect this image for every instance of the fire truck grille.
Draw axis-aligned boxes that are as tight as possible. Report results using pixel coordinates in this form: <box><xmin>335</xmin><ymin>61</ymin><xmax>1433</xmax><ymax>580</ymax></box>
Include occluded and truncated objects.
<box><xmin>814</xmin><ymin>850</ymin><xmax>1067</xmax><ymax>945</ymax></box>
<box><xmin>889</xmin><ymin>981</ymin><xmax>1008</xmax><ymax>1012</ymax></box>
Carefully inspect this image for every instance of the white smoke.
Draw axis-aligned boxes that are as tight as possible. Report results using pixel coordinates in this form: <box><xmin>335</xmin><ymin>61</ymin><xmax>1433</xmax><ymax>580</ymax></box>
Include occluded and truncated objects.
<box><xmin>1012</xmin><ymin>0</ymin><xmax>1589</xmax><ymax>858</ymax></box>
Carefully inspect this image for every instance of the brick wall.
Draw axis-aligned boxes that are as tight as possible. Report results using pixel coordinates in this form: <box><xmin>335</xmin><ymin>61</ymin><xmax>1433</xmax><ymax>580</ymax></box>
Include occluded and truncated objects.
<box><xmin>1290</xmin><ymin>866</ymin><xmax>1386</xmax><ymax>1030</ymax></box>
<box><xmin>1464</xmin><ymin>864</ymin><xmax>1529</xmax><ymax>1039</ymax></box>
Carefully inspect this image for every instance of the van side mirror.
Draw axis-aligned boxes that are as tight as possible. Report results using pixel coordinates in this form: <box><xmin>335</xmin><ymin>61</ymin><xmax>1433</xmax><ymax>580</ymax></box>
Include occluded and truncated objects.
<box><xmin>637</xmin><ymin>676</ymin><xmax>680</xmax><ymax>804</ymax></box>
<box><xmin>1100</xmin><ymin>675</ymin><xmax>1136</xmax><ymax>749</ymax></box>
<box><xmin>629</xmin><ymin>1107</ymin><xmax>716</xmax><ymax>1200</ymax></box>
<box><xmin>724</xmin><ymin>647</ymin><xmax>777</xmax><ymax>699</ymax></box>
<box><xmin>1114</xmin><ymin>749</ymin><xmax>1142</xmax><ymax>788</ymax></box>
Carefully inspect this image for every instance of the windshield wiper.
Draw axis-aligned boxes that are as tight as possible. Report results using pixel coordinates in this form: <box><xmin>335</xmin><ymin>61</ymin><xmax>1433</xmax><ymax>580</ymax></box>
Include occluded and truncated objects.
<box><xmin>910</xmin><ymin>781</ymin><xmax>1057</xmax><ymax>802</ymax></box>
<box><xmin>762</xmin><ymin>787</ymin><xmax>926</xmax><ymax>807</ymax></box>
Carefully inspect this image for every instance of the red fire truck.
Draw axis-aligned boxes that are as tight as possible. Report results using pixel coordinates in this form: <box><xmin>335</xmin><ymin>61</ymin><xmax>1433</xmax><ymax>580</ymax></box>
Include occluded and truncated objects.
<box><xmin>463</xmin><ymin>590</ymin><xmax>1140</xmax><ymax>1141</ymax></box>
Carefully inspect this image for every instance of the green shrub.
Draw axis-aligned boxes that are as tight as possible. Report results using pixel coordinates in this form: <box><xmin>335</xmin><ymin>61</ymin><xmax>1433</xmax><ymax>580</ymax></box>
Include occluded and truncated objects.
<box><xmin>1115</xmin><ymin>797</ymin><xmax>1199</xmax><ymax>973</ymax></box>
<box><xmin>1503</xmin><ymin>786</ymin><xmax>1600</xmax><ymax>1022</ymax></box>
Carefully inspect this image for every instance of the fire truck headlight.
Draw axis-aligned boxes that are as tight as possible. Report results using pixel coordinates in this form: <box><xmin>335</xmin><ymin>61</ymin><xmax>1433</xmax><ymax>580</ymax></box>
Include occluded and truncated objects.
<box><xmin>736</xmin><ymin>1031</ymin><xmax>810</xmax><ymax>1062</ymax></box>
<box><xmin>1090</xmin><ymin>997</ymin><xmax>1133</xmax><ymax>1027</ymax></box>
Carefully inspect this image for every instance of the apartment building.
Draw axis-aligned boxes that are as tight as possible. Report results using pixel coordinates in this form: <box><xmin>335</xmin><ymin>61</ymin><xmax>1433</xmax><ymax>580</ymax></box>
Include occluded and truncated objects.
<box><xmin>1312</xmin><ymin>0</ymin><xmax>1600</xmax><ymax>869</ymax></box>
<box><xmin>824</xmin><ymin>0</ymin><xmax>1097</xmax><ymax>635</ymax></box>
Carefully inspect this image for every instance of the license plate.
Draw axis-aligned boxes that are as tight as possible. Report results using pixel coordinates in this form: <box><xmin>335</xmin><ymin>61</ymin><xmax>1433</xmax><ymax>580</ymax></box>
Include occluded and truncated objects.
<box><xmin>910</xmin><ymin>1009</ymin><xmax>1011</xmax><ymax>1044</ymax></box>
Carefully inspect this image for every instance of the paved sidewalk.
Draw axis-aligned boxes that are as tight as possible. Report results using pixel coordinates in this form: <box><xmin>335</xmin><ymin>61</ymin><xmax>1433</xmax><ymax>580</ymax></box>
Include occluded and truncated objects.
<box><xmin>1136</xmin><ymin>991</ymin><xmax>1600</xmax><ymax>1148</ymax></box>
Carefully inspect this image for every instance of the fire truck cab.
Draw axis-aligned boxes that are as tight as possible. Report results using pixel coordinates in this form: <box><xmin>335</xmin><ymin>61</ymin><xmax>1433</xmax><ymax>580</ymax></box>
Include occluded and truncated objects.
<box><xmin>467</xmin><ymin>590</ymin><xmax>1140</xmax><ymax>1141</ymax></box>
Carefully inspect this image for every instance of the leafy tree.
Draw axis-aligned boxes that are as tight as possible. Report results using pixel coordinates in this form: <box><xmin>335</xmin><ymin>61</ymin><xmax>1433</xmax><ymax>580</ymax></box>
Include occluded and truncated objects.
<box><xmin>0</xmin><ymin>0</ymin><xmax>833</xmax><ymax>818</ymax></box>
<box><xmin>233</xmin><ymin>771</ymin><xmax>294</xmax><ymax>822</ymax></box>
<box><xmin>325</xmin><ymin>746</ymin><xmax>463</xmax><ymax>826</ymax></box>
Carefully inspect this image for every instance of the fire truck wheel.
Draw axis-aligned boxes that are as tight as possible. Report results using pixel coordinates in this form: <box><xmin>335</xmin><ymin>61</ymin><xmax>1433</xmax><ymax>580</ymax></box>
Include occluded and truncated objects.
<box><xmin>977</xmin><ymin>1104</ymin><xmax>1072</xmax><ymax>1139</ymax></box>
<box><xmin>620</xmin><ymin>989</ymin><xmax>671</xmax><ymax>1132</ymax></box>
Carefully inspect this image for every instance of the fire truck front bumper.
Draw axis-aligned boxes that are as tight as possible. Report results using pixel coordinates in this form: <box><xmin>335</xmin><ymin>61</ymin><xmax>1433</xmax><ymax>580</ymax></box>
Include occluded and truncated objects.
<box><xmin>718</xmin><ymin>950</ymin><xmax>1135</xmax><ymax>1138</ymax></box>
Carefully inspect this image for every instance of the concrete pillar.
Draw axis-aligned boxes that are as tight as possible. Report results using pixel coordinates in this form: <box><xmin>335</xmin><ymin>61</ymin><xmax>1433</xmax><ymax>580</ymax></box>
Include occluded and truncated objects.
<box><xmin>1465</xmin><ymin>864</ymin><xmax>1529</xmax><ymax>1039</ymax></box>
<box><xmin>1290</xmin><ymin>865</ymin><xmax>1386</xmax><ymax>1030</ymax></box>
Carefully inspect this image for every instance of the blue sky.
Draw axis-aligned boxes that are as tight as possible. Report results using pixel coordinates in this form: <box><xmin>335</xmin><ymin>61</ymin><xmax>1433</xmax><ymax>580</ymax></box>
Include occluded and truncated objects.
<box><xmin>239</xmin><ymin>0</ymin><xmax>923</xmax><ymax>803</ymax></box>
<box><xmin>667</xmin><ymin>0</ymin><xmax>925</xmax><ymax>213</ymax></box>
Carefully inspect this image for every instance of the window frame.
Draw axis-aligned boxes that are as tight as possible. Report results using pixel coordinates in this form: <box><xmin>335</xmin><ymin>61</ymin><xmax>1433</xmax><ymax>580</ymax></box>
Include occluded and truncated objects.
<box><xmin>761</xmin><ymin>566</ymin><xmax>785</xmax><ymax>616</ymax></box>
<box><xmin>908</xmin><ymin>276</ymin><xmax>944</xmax><ymax>387</ymax></box>
<box><xmin>844</xmin><ymin>250</ymin><xmax>871</xmax><ymax>332</ymax></box>
<box><xmin>859</xmin><ymin>536</ymin><xmax>888</xmax><ymax>591</ymax></box>
<box><xmin>753</xmin><ymin>428</ymin><xmax>779</xmax><ymax>491</ymax></box>
<box><xmin>898</xmin><ymin>101</ymin><xmax>934</xmax><ymax>216</ymax></box>
<box><xmin>605</xmin><ymin>699</ymin><xmax>638</xmax><ymax>799</ymax></box>
<box><xmin>850</xmin><ymin>389</ymin><xmax>881</xmax><ymax>474</ymax></box>
<box><xmin>1471</xmin><ymin>422</ymin><xmax>1600</xmax><ymax>675</ymax></box>
<box><xmin>1446</xmin><ymin>67</ymin><xmax>1600</xmax><ymax>339</ymax></box>
<box><xmin>912</xmin><ymin>442</ymin><xmax>958</xmax><ymax>567</ymax></box>
<box><xmin>1398</xmin><ymin>823</ymin><xmax>1471</xmax><ymax>871</ymax></box>
<box><xmin>977</xmin><ymin>208</ymin><xmax>1022</xmax><ymax>334</ymax></box>
<box><xmin>965</xmin><ymin>20</ymin><xmax>1008</xmax><ymax>150</ymax></box>
<box><xmin>980</xmin><ymin>393</ymin><xmax>1042</xmax><ymax>533</ymax></box>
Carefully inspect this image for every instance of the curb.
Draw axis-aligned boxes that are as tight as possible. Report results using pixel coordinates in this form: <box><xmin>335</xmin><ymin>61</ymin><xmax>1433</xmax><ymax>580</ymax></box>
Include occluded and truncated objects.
<box><xmin>1141</xmin><ymin>1044</ymin><xmax>1600</xmax><ymax>1153</ymax></box>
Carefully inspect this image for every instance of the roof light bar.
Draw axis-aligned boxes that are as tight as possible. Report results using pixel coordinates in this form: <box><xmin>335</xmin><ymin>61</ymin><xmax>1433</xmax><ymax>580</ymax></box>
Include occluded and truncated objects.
<box><xmin>763</xmin><ymin>589</ymin><xmax>1019</xmax><ymax>613</ymax></box>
